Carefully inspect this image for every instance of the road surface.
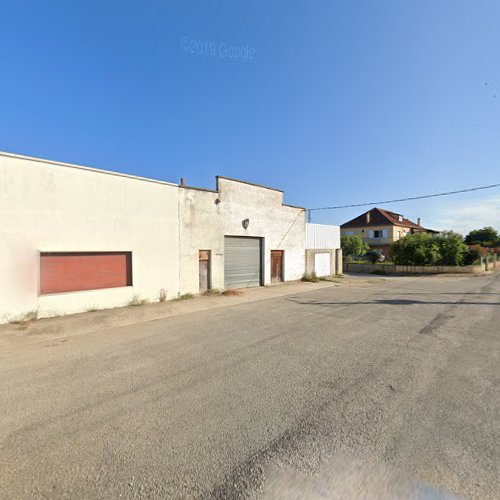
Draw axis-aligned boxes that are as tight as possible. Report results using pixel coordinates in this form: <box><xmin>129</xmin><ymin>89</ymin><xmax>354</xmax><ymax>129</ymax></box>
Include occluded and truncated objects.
<box><xmin>0</xmin><ymin>273</ymin><xmax>499</xmax><ymax>499</ymax></box>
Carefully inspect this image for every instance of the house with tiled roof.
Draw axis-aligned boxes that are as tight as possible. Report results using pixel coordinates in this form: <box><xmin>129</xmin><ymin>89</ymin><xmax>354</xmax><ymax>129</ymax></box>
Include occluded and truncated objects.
<box><xmin>340</xmin><ymin>207</ymin><xmax>438</xmax><ymax>256</ymax></box>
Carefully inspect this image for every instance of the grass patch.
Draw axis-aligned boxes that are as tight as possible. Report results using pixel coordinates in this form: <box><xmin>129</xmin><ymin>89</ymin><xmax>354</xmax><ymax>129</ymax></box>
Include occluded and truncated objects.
<box><xmin>301</xmin><ymin>272</ymin><xmax>320</xmax><ymax>283</ymax></box>
<box><xmin>202</xmin><ymin>289</ymin><xmax>222</xmax><ymax>296</ymax></box>
<box><xmin>128</xmin><ymin>295</ymin><xmax>149</xmax><ymax>307</ymax></box>
<box><xmin>222</xmin><ymin>289</ymin><xmax>243</xmax><ymax>296</ymax></box>
<box><xmin>176</xmin><ymin>293</ymin><xmax>194</xmax><ymax>301</ymax></box>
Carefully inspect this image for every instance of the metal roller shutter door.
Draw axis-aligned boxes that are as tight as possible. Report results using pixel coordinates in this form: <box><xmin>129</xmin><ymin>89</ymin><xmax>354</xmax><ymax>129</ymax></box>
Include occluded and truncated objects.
<box><xmin>224</xmin><ymin>237</ymin><xmax>261</xmax><ymax>289</ymax></box>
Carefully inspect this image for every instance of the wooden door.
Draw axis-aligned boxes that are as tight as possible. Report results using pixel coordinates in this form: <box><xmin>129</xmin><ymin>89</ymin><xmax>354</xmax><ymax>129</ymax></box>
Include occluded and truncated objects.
<box><xmin>271</xmin><ymin>250</ymin><xmax>284</xmax><ymax>283</ymax></box>
<box><xmin>199</xmin><ymin>250</ymin><xmax>210</xmax><ymax>293</ymax></box>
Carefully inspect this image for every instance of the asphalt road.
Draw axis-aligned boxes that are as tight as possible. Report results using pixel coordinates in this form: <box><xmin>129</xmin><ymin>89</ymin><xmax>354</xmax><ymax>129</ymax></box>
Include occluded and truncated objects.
<box><xmin>0</xmin><ymin>274</ymin><xmax>499</xmax><ymax>499</ymax></box>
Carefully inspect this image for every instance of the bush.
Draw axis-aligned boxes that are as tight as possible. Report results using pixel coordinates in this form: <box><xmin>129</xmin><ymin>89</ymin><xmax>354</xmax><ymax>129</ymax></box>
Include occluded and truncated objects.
<box><xmin>391</xmin><ymin>231</ymin><xmax>476</xmax><ymax>266</ymax></box>
<box><xmin>463</xmin><ymin>244</ymin><xmax>483</xmax><ymax>265</ymax></box>
<box><xmin>435</xmin><ymin>231</ymin><xmax>468</xmax><ymax>266</ymax></box>
<box><xmin>364</xmin><ymin>249</ymin><xmax>384</xmax><ymax>264</ymax></box>
<box><xmin>341</xmin><ymin>235</ymin><xmax>369</xmax><ymax>261</ymax></box>
<box><xmin>390</xmin><ymin>233</ymin><xmax>442</xmax><ymax>265</ymax></box>
<box><xmin>301</xmin><ymin>272</ymin><xmax>320</xmax><ymax>282</ymax></box>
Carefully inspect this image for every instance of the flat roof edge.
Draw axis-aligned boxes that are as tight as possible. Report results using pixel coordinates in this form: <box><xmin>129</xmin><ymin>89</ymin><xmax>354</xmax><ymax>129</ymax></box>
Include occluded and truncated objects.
<box><xmin>0</xmin><ymin>150</ymin><xmax>178</xmax><ymax>187</ymax></box>
<box><xmin>283</xmin><ymin>203</ymin><xmax>306</xmax><ymax>210</ymax></box>
<box><xmin>179</xmin><ymin>184</ymin><xmax>218</xmax><ymax>193</ymax></box>
<box><xmin>306</xmin><ymin>222</ymin><xmax>340</xmax><ymax>227</ymax></box>
<box><xmin>216</xmin><ymin>175</ymin><xmax>284</xmax><ymax>193</ymax></box>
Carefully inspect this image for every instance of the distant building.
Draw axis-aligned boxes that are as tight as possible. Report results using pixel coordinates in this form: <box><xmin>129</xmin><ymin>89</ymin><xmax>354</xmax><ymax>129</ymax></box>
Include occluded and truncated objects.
<box><xmin>340</xmin><ymin>207</ymin><xmax>437</xmax><ymax>256</ymax></box>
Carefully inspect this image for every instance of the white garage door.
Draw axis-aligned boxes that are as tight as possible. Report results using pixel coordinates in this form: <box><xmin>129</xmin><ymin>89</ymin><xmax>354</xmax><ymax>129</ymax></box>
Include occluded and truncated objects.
<box><xmin>224</xmin><ymin>237</ymin><xmax>262</xmax><ymax>289</ymax></box>
<box><xmin>314</xmin><ymin>253</ymin><xmax>330</xmax><ymax>277</ymax></box>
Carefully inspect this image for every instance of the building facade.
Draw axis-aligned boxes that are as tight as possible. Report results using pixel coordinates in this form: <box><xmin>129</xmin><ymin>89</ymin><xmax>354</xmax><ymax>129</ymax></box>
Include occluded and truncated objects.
<box><xmin>0</xmin><ymin>152</ymin><xmax>180</xmax><ymax>323</ymax></box>
<box><xmin>340</xmin><ymin>207</ymin><xmax>436</xmax><ymax>256</ymax></box>
<box><xmin>179</xmin><ymin>177</ymin><xmax>307</xmax><ymax>293</ymax></box>
<box><xmin>0</xmin><ymin>151</ymin><xmax>341</xmax><ymax>323</ymax></box>
<box><xmin>305</xmin><ymin>223</ymin><xmax>342</xmax><ymax>277</ymax></box>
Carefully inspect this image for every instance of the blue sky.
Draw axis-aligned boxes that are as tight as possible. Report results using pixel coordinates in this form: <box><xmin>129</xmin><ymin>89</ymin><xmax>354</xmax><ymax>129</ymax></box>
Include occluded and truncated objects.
<box><xmin>1</xmin><ymin>0</ymin><xmax>499</xmax><ymax>234</ymax></box>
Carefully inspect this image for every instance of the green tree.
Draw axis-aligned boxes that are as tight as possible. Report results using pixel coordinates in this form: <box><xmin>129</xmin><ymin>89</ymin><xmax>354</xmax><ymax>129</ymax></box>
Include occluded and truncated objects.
<box><xmin>341</xmin><ymin>235</ymin><xmax>369</xmax><ymax>259</ymax></box>
<box><xmin>435</xmin><ymin>231</ymin><xmax>468</xmax><ymax>266</ymax></box>
<box><xmin>464</xmin><ymin>227</ymin><xmax>499</xmax><ymax>247</ymax></box>
<box><xmin>391</xmin><ymin>231</ymin><xmax>472</xmax><ymax>266</ymax></box>
<box><xmin>390</xmin><ymin>233</ymin><xmax>441</xmax><ymax>265</ymax></box>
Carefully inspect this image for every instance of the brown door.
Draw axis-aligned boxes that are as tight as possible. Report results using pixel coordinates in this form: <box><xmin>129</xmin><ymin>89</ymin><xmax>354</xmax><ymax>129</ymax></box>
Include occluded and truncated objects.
<box><xmin>271</xmin><ymin>250</ymin><xmax>284</xmax><ymax>283</ymax></box>
<box><xmin>199</xmin><ymin>250</ymin><xmax>210</xmax><ymax>293</ymax></box>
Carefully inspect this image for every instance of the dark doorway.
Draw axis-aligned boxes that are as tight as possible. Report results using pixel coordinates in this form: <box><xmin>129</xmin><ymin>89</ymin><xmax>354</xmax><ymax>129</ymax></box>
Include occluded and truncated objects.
<box><xmin>271</xmin><ymin>250</ymin><xmax>284</xmax><ymax>283</ymax></box>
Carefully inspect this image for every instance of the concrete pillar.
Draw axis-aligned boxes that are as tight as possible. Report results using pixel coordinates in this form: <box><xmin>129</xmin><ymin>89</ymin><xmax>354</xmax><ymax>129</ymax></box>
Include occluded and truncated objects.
<box><xmin>336</xmin><ymin>248</ymin><xmax>343</xmax><ymax>275</ymax></box>
<box><xmin>330</xmin><ymin>250</ymin><xmax>336</xmax><ymax>276</ymax></box>
<box><xmin>484</xmin><ymin>255</ymin><xmax>489</xmax><ymax>271</ymax></box>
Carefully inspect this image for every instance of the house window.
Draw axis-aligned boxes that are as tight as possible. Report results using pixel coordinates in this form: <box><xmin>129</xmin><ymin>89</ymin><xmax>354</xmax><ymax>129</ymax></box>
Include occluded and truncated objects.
<box><xmin>369</xmin><ymin>230</ymin><xmax>388</xmax><ymax>239</ymax></box>
<box><xmin>344</xmin><ymin>231</ymin><xmax>355</xmax><ymax>236</ymax></box>
<box><xmin>40</xmin><ymin>252</ymin><xmax>132</xmax><ymax>294</ymax></box>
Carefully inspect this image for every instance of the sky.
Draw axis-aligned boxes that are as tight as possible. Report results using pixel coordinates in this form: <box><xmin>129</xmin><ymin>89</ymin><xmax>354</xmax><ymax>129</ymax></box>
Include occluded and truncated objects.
<box><xmin>1</xmin><ymin>0</ymin><xmax>499</xmax><ymax>235</ymax></box>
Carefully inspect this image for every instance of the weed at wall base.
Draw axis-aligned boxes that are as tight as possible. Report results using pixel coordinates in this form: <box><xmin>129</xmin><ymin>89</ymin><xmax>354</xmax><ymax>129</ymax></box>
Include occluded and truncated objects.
<box><xmin>301</xmin><ymin>272</ymin><xmax>320</xmax><ymax>283</ymax></box>
<box><xmin>159</xmin><ymin>289</ymin><xmax>168</xmax><ymax>303</ymax></box>
<box><xmin>128</xmin><ymin>295</ymin><xmax>150</xmax><ymax>307</ymax></box>
<box><xmin>9</xmin><ymin>310</ymin><xmax>38</xmax><ymax>324</ymax></box>
<box><xmin>176</xmin><ymin>293</ymin><xmax>195</xmax><ymax>301</ymax></box>
<box><xmin>222</xmin><ymin>289</ymin><xmax>243</xmax><ymax>296</ymax></box>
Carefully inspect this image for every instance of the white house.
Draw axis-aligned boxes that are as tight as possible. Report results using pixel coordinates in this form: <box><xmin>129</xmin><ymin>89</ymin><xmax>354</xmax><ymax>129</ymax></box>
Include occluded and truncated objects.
<box><xmin>0</xmin><ymin>151</ymin><xmax>341</xmax><ymax>323</ymax></box>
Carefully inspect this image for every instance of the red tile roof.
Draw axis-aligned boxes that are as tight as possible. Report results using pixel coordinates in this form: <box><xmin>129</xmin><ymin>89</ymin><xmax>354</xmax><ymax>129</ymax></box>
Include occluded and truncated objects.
<box><xmin>341</xmin><ymin>207</ymin><xmax>434</xmax><ymax>231</ymax></box>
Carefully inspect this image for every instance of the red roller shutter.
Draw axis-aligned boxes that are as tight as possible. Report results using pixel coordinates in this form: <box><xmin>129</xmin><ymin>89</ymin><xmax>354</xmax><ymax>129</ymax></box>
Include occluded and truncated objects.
<box><xmin>40</xmin><ymin>252</ymin><xmax>132</xmax><ymax>294</ymax></box>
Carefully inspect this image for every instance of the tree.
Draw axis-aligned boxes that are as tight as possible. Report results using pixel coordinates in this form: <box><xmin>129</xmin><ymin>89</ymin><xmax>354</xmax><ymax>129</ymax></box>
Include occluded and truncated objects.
<box><xmin>435</xmin><ymin>231</ymin><xmax>468</xmax><ymax>266</ymax></box>
<box><xmin>390</xmin><ymin>233</ymin><xmax>442</xmax><ymax>265</ymax></box>
<box><xmin>341</xmin><ymin>235</ymin><xmax>369</xmax><ymax>259</ymax></box>
<box><xmin>464</xmin><ymin>227</ymin><xmax>499</xmax><ymax>247</ymax></box>
<box><xmin>464</xmin><ymin>244</ymin><xmax>490</xmax><ymax>265</ymax></box>
<box><xmin>391</xmin><ymin>231</ymin><xmax>472</xmax><ymax>266</ymax></box>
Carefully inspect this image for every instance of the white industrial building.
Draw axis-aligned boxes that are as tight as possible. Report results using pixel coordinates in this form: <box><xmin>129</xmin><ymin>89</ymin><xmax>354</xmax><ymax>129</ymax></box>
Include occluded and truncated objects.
<box><xmin>0</xmin><ymin>151</ymin><xmax>341</xmax><ymax>323</ymax></box>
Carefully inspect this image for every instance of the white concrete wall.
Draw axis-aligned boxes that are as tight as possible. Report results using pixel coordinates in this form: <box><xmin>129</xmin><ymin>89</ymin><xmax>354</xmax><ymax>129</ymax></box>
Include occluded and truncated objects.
<box><xmin>314</xmin><ymin>253</ymin><xmax>331</xmax><ymax>276</ymax></box>
<box><xmin>306</xmin><ymin>223</ymin><xmax>340</xmax><ymax>249</ymax></box>
<box><xmin>179</xmin><ymin>187</ymin><xmax>224</xmax><ymax>292</ymax></box>
<box><xmin>179</xmin><ymin>177</ymin><xmax>306</xmax><ymax>293</ymax></box>
<box><xmin>0</xmin><ymin>152</ymin><xmax>180</xmax><ymax>323</ymax></box>
<box><xmin>0</xmin><ymin>153</ymin><xmax>307</xmax><ymax>322</ymax></box>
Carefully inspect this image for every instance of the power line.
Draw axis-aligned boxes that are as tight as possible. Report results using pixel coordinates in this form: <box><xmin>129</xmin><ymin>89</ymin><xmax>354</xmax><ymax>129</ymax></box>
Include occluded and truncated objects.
<box><xmin>308</xmin><ymin>183</ymin><xmax>500</xmax><ymax>212</ymax></box>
